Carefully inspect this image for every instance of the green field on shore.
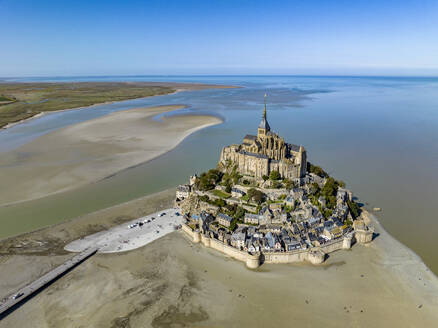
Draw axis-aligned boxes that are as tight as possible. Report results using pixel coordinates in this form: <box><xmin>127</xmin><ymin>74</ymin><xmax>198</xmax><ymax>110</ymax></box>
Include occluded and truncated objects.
<box><xmin>0</xmin><ymin>82</ymin><xmax>174</xmax><ymax>128</ymax></box>
<box><xmin>0</xmin><ymin>95</ymin><xmax>14</xmax><ymax>101</ymax></box>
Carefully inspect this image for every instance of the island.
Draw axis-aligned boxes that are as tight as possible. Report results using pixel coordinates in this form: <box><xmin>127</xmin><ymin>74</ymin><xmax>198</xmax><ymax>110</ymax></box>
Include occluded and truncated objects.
<box><xmin>175</xmin><ymin>100</ymin><xmax>374</xmax><ymax>268</ymax></box>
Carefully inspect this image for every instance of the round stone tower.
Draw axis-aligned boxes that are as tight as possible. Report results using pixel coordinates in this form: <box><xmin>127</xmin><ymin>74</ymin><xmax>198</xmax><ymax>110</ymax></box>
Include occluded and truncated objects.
<box><xmin>307</xmin><ymin>248</ymin><xmax>325</xmax><ymax>264</ymax></box>
<box><xmin>193</xmin><ymin>230</ymin><xmax>201</xmax><ymax>243</ymax></box>
<box><xmin>246</xmin><ymin>253</ymin><xmax>261</xmax><ymax>269</ymax></box>
<box><xmin>355</xmin><ymin>229</ymin><xmax>373</xmax><ymax>244</ymax></box>
<box><xmin>201</xmin><ymin>234</ymin><xmax>211</xmax><ymax>247</ymax></box>
<box><xmin>343</xmin><ymin>233</ymin><xmax>353</xmax><ymax>249</ymax></box>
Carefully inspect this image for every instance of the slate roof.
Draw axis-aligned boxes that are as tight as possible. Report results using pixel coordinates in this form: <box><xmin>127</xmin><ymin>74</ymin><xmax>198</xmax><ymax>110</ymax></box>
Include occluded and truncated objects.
<box><xmin>243</xmin><ymin>134</ymin><xmax>257</xmax><ymax>141</ymax></box>
<box><xmin>239</xmin><ymin>150</ymin><xmax>269</xmax><ymax>159</ymax></box>
<box><xmin>289</xmin><ymin>144</ymin><xmax>301</xmax><ymax>152</ymax></box>
<box><xmin>231</xmin><ymin>187</ymin><xmax>245</xmax><ymax>195</ymax></box>
<box><xmin>217</xmin><ymin>213</ymin><xmax>233</xmax><ymax>222</ymax></box>
<box><xmin>258</xmin><ymin>117</ymin><xmax>271</xmax><ymax>130</ymax></box>
<box><xmin>177</xmin><ymin>185</ymin><xmax>190</xmax><ymax>192</ymax></box>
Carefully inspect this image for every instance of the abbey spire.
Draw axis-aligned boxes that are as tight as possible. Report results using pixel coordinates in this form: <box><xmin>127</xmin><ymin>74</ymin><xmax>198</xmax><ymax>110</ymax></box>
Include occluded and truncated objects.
<box><xmin>258</xmin><ymin>94</ymin><xmax>271</xmax><ymax>137</ymax></box>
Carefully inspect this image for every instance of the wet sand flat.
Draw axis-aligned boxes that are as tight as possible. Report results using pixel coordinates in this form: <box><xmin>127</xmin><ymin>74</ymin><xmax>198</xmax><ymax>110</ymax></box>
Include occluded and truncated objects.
<box><xmin>0</xmin><ymin>105</ymin><xmax>222</xmax><ymax>205</ymax></box>
<box><xmin>1</xmin><ymin>211</ymin><xmax>437</xmax><ymax>327</ymax></box>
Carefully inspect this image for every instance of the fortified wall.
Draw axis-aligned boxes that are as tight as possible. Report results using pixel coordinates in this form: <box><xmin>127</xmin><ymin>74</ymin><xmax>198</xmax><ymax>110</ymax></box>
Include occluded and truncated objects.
<box><xmin>181</xmin><ymin>223</ymin><xmax>358</xmax><ymax>269</ymax></box>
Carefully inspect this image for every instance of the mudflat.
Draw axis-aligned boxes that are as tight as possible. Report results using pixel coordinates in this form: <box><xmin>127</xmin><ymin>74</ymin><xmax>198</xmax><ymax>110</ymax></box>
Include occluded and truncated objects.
<box><xmin>0</xmin><ymin>105</ymin><xmax>222</xmax><ymax>205</ymax></box>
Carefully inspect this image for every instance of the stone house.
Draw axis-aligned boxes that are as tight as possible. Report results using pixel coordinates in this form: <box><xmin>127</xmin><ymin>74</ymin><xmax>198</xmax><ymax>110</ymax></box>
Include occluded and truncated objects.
<box><xmin>264</xmin><ymin>224</ymin><xmax>282</xmax><ymax>234</ymax></box>
<box><xmin>231</xmin><ymin>231</ymin><xmax>246</xmax><ymax>249</ymax></box>
<box><xmin>260</xmin><ymin>206</ymin><xmax>274</xmax><ymax>219</ymax></box>
<box><xmin>244</xmin><ymin>213</ymin><xmax>263</xmax><ymax>225</ymax></box>
<box><xmin>265</xmin><ymin>232</ymin><xmax>282</xmax><ymax>250</ymax></box>
<box><xmin>231</xmin><ymin>187</ymin><xmax>246</xmax><ymax>198</ymax></box>
<box><xmin>217</xmin><ymin>213</ymin><xmax>233</xmax><ymax>228</ymax></box>
<box><xmin>269</xmin><ymin>202</ymin><xmax>283</xmax><ymax>211</ymax></box>
<box><xmin>336</xmin><ymin>189</ymin><xmax>348</xmax><ymax>204</ymax></box>
<box><xmin>307</xmin><ymin>216</ymin><xmax>320</xmax><ymax>227</ymax></box>
<box><xmin>247</xmin><ymin>237</ymin><xmax>262</xmax><ymax>252</ymax></box>
<box><xmin>283</xmin><ymin>235</ymin><xmax>301</xmax><ymax>251</ymax></box>
<box><xmin>333</xmin><ymin>204</ymin><xmax>349</xmax><ymax>221</ymax></box>
<box><xmin>285</xmin><ymin>196</ymin><xmax>295</xmax><ymax>207</ymax></box>
<box><xmin>176</xmin><ymin>184</ymin><xmax>191</xmax><ymax>199</ymax></box>
<box><xmin>215</xmin><ymin>185</ymin><xmax>227</xmax><ymax>192</ymax></box>
<box><xmin>199</xmin><ymin>211</ymin><xmax>215</xmax><ymax>233</ymax></box>
<box><xmin>309</xmin><ymin>173</ymin><xmax>325</xmax><ymax>187</ymax></box>
<box><xmin>323</xmin><ymin>225</ymin><xmax>343</xmax><ymax>240</ymax></box>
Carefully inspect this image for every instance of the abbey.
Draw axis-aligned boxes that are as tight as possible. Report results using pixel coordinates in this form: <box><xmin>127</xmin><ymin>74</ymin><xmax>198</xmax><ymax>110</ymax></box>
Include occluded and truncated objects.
<box><xmin>219</xmin><ymin>102</ymin><xmax>307</xmax><ymax>180</ymax></box>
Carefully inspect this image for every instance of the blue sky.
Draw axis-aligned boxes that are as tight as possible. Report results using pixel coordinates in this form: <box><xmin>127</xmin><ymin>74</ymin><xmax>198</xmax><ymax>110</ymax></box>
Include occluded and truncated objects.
<box><xmin>1</xmin><ymin>0</ymin><xmax>437</xmax><ymax>76</ymax></box>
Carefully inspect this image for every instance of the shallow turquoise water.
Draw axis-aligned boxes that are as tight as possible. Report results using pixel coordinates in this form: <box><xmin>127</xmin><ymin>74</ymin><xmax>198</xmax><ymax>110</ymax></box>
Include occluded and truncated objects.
<box><xmin>1</xmin><ymin>75</ymin><xmax>437</xmax><ymax>273</ymax></box>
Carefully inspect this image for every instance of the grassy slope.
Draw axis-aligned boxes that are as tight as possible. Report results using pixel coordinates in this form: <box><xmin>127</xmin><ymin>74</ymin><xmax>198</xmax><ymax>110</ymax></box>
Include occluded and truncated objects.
<box><xmin>0</xmin><ymin>82</ymin><xmax>174</xmax><ymax>128</ymax></box>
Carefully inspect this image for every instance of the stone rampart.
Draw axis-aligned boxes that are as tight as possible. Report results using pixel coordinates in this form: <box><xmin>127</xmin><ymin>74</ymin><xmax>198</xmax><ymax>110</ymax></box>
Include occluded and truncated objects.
<box><xmin>320</xmin><ymin>238</ymin><xmax>345</xmax><ymax>253</ymax></box>
<box><xmin>181</xmin><ymin>223</ymin><xmax>195</xmax><ymax>238</ymax></box>
<box><xmin>263</xmin><ymin>249</ymin><xmax>309</xmax><ymax>263</ymax></box>
<box><xmin>182</xmin><ymin>223</ymin><xmax>260</xmax><ymax>268</ymax></box>
<box><xmin>181</xmin><ymin>223</ymin><xmax>352</xmax><ymax>268</ymax></box>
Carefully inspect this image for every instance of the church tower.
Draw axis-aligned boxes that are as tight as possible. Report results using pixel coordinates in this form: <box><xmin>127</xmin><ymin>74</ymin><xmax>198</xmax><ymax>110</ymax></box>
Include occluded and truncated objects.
<box><xmin>257</xmin><ymin>94</ymin><xmax>270</xmax><ymax>138</ymax></box>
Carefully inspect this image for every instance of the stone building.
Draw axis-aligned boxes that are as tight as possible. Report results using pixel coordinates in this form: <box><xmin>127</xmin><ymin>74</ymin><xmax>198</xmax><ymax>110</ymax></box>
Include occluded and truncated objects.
<box><xmin>176</xmin><ymin>184</ymin><xmax>191</xmax><ymax>199</ymax></box>
<box><xmin>219</xmin><ymin>101</ymin><xmax>307</xmax><ymax>180</ymax></box>
<box><xmin>217</xmin><ymin>213</ymin><xmax>233</xmax><ymax>227</ymax></box>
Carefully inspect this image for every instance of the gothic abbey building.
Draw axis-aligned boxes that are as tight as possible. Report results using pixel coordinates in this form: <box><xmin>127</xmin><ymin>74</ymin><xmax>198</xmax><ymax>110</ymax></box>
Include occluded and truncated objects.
<box><xmin>219</xmin><ymin>103</ymin><xmax>307</xmax><ymax>180</ymax></box>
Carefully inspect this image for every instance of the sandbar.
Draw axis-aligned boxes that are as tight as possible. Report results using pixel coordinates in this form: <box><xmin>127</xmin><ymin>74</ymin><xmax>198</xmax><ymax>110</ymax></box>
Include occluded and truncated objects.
<box><xmin>0</xmin><ymin>106</ymin><xmax>222</xmax><ymax>205</ymax></box>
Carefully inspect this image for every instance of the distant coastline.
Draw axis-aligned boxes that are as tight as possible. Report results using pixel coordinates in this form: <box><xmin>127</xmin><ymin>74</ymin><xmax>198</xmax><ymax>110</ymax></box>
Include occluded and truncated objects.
<box><xmin>0</xmin><ymin>82</ymin><xmax>237</xmax><ymax>130</ymax></box>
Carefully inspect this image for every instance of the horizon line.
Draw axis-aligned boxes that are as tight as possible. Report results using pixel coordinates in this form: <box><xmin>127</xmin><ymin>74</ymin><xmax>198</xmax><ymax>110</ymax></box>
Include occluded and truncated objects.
<box><xmin>2</xmin><ymin>74</ymin><xmax>438</xmax><ymax>80</ymax></box>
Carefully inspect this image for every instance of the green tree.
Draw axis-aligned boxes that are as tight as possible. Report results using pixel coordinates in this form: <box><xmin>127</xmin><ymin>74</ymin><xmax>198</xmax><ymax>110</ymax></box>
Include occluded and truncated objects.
<box><xmin>321</xmin><ymin>177</ymin><xmax>339</xmax><ymax>209</ymax></box>
<box><xmin>310</xmin><ymin>182</ymin><xmax>320</xmax><ymax>196</ymax></box>
<box><xmin>247</xmin><ymin>188</ymin><xmax>266</xmax><ymax>204</ymax></box>
<box><xmin>283</xmin><ymin>179</ymin><xmax>295</xmax><ymax>190</ymax></box>
<box><xmin>308</xmin><ymin>163</ymin><xmax>328</xmax><ymax>178</ymax></box>
<box><xmin>269</xmin><ymin>170</ymin><xmax>281</xmax><ymax>180</ymax></box>
<box><xmin>213</xmin><ymin>198</ymin><xmax>226</xmax><ymax>207</ymax></box>
<box><xmin>235</xmin><ymin>206</ymin><xmax>246</xmax><ymax>220</ymax></box>
<box><xmin>323</xmin><ymin>209</ymin><xmax>333</xmax><ymax>219</ymax></box>
<box><xmin>262</xmin><ymin>175</ymin><xmax>269</xmax><ymax>181</ymax></box>
<box><xmin>229</xmin><ymin>218</ymin><xmax>237</xmax><ymax>231</ymax></box>
<box><xmin>197</xmin><ymin>169</ymin><xmax>223</xmax><ymax>191</ymax></box>
<box><xmin>347</xmin><ymin>199</ymin><xmax>361</xmax><ymax>218</ymax></box>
